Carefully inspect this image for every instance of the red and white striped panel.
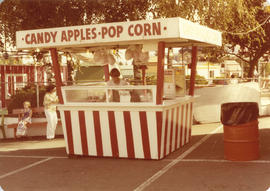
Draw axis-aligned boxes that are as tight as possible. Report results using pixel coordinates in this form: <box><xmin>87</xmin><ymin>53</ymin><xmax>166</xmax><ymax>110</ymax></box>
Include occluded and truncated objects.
<box><xmin>159</xmin><ymin>102</ymin><xmax>193</xmax><ymax>159</ymax></box>
<box><xmin>59</xmin><ymin>102</ymin><xmax>193</xmax><ymax>160</ymax></box>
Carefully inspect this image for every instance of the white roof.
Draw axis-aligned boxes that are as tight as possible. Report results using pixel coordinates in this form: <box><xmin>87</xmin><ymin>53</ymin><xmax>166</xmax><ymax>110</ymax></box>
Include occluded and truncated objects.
<box><xmin>16</xmin><ymin>17</ymin><xmax>222</xmax><ymax>51</ymax></box>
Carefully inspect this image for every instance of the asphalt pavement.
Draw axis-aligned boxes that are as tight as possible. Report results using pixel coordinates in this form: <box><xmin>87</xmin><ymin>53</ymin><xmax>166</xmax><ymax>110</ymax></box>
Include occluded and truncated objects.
<box><xmin>0</xmin><ymin>118</ymin><xmax>270</xmax><ymax>191</ymax></box>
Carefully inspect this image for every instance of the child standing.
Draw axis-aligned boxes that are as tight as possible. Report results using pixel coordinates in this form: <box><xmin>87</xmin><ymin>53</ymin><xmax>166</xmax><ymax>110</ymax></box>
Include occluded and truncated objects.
<box><xmin>16</xmin><ymin>101</ymin><xmax>32</xmax><ymax>137</ymax></box>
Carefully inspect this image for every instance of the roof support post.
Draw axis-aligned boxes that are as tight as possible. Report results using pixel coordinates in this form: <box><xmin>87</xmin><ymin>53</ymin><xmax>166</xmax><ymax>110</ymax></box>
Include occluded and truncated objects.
<box><xmin>50</xmin><ymin>48</ymin><xmax>64</xmax><ymax>104</ymax></box>
<box><xmin>189</xmin><ymin>46</ymin><xmax>198</xmax><ymax>96</ymax></box>
<box><xmin>156</xmin><ymin>41</ymin><xmax>165</xmax><ymax>105</ymax></box>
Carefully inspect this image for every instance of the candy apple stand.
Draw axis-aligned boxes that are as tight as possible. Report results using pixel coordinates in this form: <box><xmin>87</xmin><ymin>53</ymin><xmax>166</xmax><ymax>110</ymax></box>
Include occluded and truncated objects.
<box><xmin>16</xmin><ymin>17</ymin><xmax>222</xmax><ymax>160</ymax></box>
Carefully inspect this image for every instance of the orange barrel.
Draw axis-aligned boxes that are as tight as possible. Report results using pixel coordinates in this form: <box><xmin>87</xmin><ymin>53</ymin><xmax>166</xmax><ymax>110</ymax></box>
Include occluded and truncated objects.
<box><xmin>223</xmin><ymin>119</ymin><xmax>259</xmax><ymax>161</ymax></box>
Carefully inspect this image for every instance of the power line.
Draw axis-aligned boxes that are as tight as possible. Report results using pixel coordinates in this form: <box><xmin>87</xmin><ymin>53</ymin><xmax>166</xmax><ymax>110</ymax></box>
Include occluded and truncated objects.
<box><xmin>222</xmin><ymin>15</ymin><xmax>270</xmax><ymax>35</ymax></box>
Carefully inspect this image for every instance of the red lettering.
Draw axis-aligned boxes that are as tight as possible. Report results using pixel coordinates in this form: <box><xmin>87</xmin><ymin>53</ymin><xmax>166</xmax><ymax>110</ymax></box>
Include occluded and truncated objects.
<box><xmin>37</xmin><ymin>33</ymin><xmax>44</xmax><ymax>44</ymax></box>
<box><xmin>92</xmin><ymin>28</ymin><xmax>97</xmax><ymax>39</ymax></box>
<box><xmin>152</xmin><ymin>22</ymin><xmax>161</xmax><ymax>35</ymax></box>
<box><xmin>31</xmin><ymin>34</ymin><xmax>37</xmax><ymax>44</ymax></box>
<box><xmin>108</xmin><ymin>26</ymin><xmax>116</xmax><ymax>38</ymax></box>
<box><xmin>80</xmin><ymin>29</ymin><xmax>86</xmax><ymax>40</ymax></box>
<box><xmin>61</xmin><ymin>31</ymin><xmax>68</xmax><ymax>42</ymax></box>
<box><xmin>144</xmin><ymin>23</ymin><xmax>151</xmax><ymax>36</ymax></box>
<box><xmin>50</xmin><ymin>31</ymin><xmax>57</xmax><ymax>42</ymax></box>
<box><xmin>74</xmin><ymin>29</ymin><xmax>80</xmax><ymax>41</ymax></box>
<box><xmin>116</xmin><ymin>26</ymin><xmax>123</xmax><ymax>37</ymax></box>
<box><xmin>67</xmin><ymin>30</ymin><xmax>73</xmax><ymax>41</ymax></box>
<box><xmin>128</xmin><ymin>25</ymin><xmax>134</xmax><ymax>36</ymax></box>
<box><xmin>86</xmin><ymin>28</ymin><xmax>91</xmax><ymax>40</ymax></box>
<box><xmin>44</xmin><ymin>32</ymin><xmax>50</xmax><ymax>43</ymax></box>
<box><xmin>134</xmin><ymin>24</ymin><xmax>143</xmax><ymax>36</ymax></box>
<box><xmin>25</xmin><ymin>34</ymin><xmax>31</xmax><ymax>44</ymax></box>
<box><xmin>101</xmin><ymin>27</ymin><xmax>108</xmax><ymax>39</ymax></box>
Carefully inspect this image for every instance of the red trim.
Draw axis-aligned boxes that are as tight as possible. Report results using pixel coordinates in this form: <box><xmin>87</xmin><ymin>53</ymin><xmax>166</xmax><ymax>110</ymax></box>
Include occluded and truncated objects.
<box><xmin>156</xmin><ymin>41</ymin><xmax>165</xmax><ymax>105</ymax></box>
<box><xmin>189</xmin><ymin>46</ymin><xmax>198</xmax><ymax>96</ymax></box>
<box><xmin>139</xmin><ymin>111</ymin><xmax>151</xmax><ymax>159</ymax></box>
<box><xmin>180</xmin><ymin>105</ymin><xmax>184</xmax><ymax>147</ymax></box>
<box><xmin>93</xmin><ymin>111</ymin><xmax>103</xmax><ymax>157</ymax></box>
<box><xmin>163</xmin><ymin>110</ymin><xmax>169</xmax><ymax>155</ymax></box>
<box><xmin>78</xmin><ymin>111</ymin><xmax>89</xmax><ymax>156</ymax></box>
<box><xmin>174</xmin><ymin>106</ymin><xmax>180</xmax><ymax>149</ymax></box>
<box><xmin>50</xmin><ymin>48</ymin><xmax>64</xmax><ymax>104</ymax></box>
<box><xmin>156</xmin><ymin>111</ymin><xmax>163</xmax><ymax>159</ymax></box>
<box><xmin>64</xmin><ymin>111</ymin><xmax>74</xmax><ymax>155</ymax></box>
<box><xmin>184</xmin><ymin>103</ymin><xmax>189</xmax><ymax>144</ymax></box>
<box><xmin>169</xmin><ymin>108</ymin><xmax>175</xmax><ymax>152</ymax></box>
<box><xmin>123</xmin><ymin>111</ymin><xmax>135</xmax><ymax>158</ymax></box>
<box><xmin>1</xmin><ymin>66</ymin><xmax>5</xmax><ymax>107</ymax></box>
<box><xmin>108</xmin><ymin>111</ymin><xmax>119</xmax><ymax>157</ymax></box>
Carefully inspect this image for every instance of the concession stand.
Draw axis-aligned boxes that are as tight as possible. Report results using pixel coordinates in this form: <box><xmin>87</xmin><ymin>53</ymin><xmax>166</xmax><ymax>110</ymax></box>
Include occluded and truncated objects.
<box><xmin>16</xmin><ymin>17</ymin><xmax>222</xmax><ymax>160</ymax></box>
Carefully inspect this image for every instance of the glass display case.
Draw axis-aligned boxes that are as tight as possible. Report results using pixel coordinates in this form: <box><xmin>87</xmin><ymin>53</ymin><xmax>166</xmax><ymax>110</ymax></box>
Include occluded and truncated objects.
<box><xmin>61</xmin><ymin>85</ymin><xmax>156</xmax><ymax>104</ymax></box>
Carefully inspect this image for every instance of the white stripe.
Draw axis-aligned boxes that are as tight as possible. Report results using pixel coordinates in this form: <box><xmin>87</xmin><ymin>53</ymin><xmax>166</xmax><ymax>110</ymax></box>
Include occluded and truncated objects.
<box><xmin>181</xmin><ymin>104</ymin><xmax>186</xmax><ymax>146</ymax></box>
<box><xmin>176</xmin><ymin>105</ymin><xmax>182</xmax><ymax>149</ymax></box>
<box><xmin>166</xmin><ymin>109</ymin><xmax>172</xmax><ymax>155</ymax></box>
<box><xmin>0</xmin><ymin>158</ymin><xmax>52</xmax><ymax>180</ymax></box>
<box><xmin>100</xmin><ymin>111</ymin><xmax>112</xmax><ymax>157</ymax></box>
<box><xmin>134</xmin><ymin>125</ymin><xmax>222</xmax><ymax>191</ymax></box>
<box><xmin>71</xmin><ymin>110</ymin><xmax>82</xmax><ymax>155</ymax></box>
<box><xmin>130</xmin><ymin>111</ymin><xmax>144</xmax><ymax>159</ymax></box>
<box><xmin>115</xmin><ymin>111</ymin><xmax>128</xmax><ymax>158</ymax></box>
<box><xmin>60</xmin><ymin>111</ymin><xmax>69</xmax><ymax>154</ymax></box>
<box><xmin>160</xmin><ymin>111</ymin><xmax>167</xmax><ymax>159</ymax></box>
<box><xmin>85</xmin><ymin>110</ymin><xmax>97</xmax><ymax>156</ymax></box>
<box><xmin>146</xmin><ymin>112</ymin><xmax>158</xmax><ymax>159</ymax></box>
<box><xmin>171</xmin><ymin>107</ymin><xmax>177</xmax><ymax>152</ymax></box>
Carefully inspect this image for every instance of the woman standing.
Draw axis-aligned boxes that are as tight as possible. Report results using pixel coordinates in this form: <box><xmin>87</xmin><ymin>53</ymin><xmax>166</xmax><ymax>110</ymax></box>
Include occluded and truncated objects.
<box><xmin>43</xmin><ymin>85</ymin><xmax>59</xmax><ymax>140</ymax></box>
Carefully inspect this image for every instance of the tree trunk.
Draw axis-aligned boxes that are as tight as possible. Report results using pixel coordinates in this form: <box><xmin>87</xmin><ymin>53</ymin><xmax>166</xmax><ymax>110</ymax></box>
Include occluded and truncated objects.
<box><xmin>247</xmin><ymin>59</ymin><xmax>258</xmax><ymax>78</ymax></box>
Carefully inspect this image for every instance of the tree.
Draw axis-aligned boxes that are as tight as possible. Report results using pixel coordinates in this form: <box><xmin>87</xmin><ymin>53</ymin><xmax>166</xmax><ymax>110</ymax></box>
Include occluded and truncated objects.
<box><xmin>152</xmin><ymin>0</ymin><xmax>270</xmax><ymax>78</ymax></box>
<box><xmin>0</xmin><ymin>0</ymin><xmax>151</xmax><ymax>47</ymax></box>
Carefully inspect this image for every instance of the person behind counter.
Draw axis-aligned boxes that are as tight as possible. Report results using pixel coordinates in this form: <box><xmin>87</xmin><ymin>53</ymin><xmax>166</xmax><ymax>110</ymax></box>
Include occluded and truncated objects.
<box><xmin>43</xmin><ymin>85</ymin><xmax>59</xmax><ymax>140</ymax></box>
<box><xmin>106</xmin><ymin>68</ymin><xmax>129</xmax><ymax>102</ymax></box>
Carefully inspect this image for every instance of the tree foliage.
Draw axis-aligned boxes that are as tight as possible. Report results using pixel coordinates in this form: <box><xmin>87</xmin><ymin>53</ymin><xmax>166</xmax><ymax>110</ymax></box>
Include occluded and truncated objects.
<box><xmin>0</xmin><ymin>0</ymin><xmax>150</xmax><ymax>47</ymax></box>
<box><xmin>153</xmin><ymin>0</ymin><xmax>270</xmax><ymax>77</ymax></box>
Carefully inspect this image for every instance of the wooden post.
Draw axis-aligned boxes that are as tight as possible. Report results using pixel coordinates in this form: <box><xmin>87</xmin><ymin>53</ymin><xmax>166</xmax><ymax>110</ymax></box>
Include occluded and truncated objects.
<box><xmin>189</xmin><ymin>46</ymin><xmax>198</xmax><ymax>96</ymax></box>
<box><xmin>50</xmin><ymin>48</ymin><xmax>64</xmax><ymax>104</ymax></box>
<box><xmin>156</xmin><ymin>42</ymin><xmax>165</xmax><ymax>105</ymax></box>
<box><xmin>104</xmin><ymin>64</ymin><xmax>110</xmax><ymax>82</ymax></box>
<box><xmin>1</xmin><ymin>66</ymin><xmax>6</xmax><ymax>108</ymax></box>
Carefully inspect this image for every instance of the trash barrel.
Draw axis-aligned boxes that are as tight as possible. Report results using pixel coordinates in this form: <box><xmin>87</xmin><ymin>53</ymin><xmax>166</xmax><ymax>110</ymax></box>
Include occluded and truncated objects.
<box><xmin>221</xmin><ymin>102</ymin><xmax>259</xmax><ymax>161</ymax></box>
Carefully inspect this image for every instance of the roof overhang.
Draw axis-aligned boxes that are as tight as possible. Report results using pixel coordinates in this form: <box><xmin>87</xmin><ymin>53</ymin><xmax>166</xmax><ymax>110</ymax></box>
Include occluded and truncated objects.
<box><xmin>16</xmin><ymin>17</ymin><xmax>222</xmax><ymax>52</ymax></box>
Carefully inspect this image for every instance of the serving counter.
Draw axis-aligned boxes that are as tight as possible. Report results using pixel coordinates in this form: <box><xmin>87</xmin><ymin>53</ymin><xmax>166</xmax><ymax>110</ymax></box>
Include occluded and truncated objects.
<box><xmin>57</xmin><ymin>85</ymin><xmax>194</xmax><ymax>160</ymax></box>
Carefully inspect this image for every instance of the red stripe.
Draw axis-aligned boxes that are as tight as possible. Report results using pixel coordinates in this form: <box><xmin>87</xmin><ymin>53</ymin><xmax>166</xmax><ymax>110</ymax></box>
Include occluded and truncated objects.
<box><xmin>180</xmin><ymin>105</ymin><xmax>184</xmax><ymax>147</ymax></box>
<box><xmin>93</xmin><ymin>111</ymin><xmax>103</xmax><ymax>157</ymax></box>
<box><xmin>156</xmin><ymin>111</ymin><xmax>163</xmax><ymax>159</ymax></box>
<box><xmin>64</xmin><ymin>111</ymin><xmax>74</xmax><ymax>155</ymax></box>
<box><xmin>78</xmin><ymin>111</ymin><xmax>88</xmax><ymax>156</ymax></box>
<box><xmin>184</xmin><ymin>103</ymin><xmax>189</xmax><ymax>144</ymax></box>
<box><xmin>108</xmin><ymin>111</ymin><xmax>119</xmax><ymax>157</ymax></box>
<box><xmin>189</xmin><ymin>103</ymin><xmax>193</xmax><ymax>138</ymax></box>
<box><xmin>139</xmin><ymin>111</ymin><xmax>151</xmax><ymax>159</ymax></box>
<box><xmin>169</xmin><ymin>108</ymin><xmax>175</xmax><ymax>152</ymax></box>
<box><xmin>163</xmin><ymin>110</ymin><xmax>169</xmax><ymax>156</ymax></box>
<box><xmin>174</xmin><ymin>107</ymin><xmax>180</xmax><ymax>149</ymax></box>
<box><xmin>123</xmin><ymin>111</ymin><xmax>135</xmax><ymax>158</ymax></box>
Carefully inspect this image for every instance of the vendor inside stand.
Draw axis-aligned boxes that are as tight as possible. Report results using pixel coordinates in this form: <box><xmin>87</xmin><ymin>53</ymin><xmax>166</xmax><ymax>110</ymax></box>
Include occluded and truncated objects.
<box><xmin>106</xmin><ymin>68</ymin><xmax>128</xmax><ymax>102</ymax></box>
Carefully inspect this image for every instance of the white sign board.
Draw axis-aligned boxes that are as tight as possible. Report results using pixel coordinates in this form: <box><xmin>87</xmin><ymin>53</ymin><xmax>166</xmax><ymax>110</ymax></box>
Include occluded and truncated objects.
<box><xmin>16</xmin><ymin>17</ymin><xmax>222</xmax><ymax>49</ymax></box>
